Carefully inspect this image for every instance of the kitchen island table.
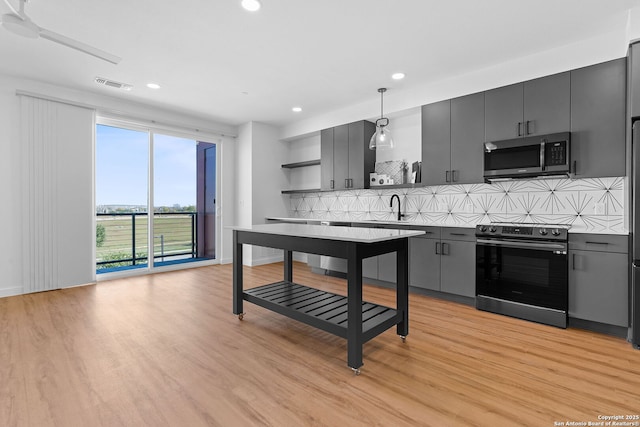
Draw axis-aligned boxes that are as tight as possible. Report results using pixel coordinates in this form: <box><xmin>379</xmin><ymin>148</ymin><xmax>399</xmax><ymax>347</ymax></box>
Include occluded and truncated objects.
<box><xmin>232</xmin><ymin>223</ymin><xmax>425</xmax><ymax>374</ymax></box>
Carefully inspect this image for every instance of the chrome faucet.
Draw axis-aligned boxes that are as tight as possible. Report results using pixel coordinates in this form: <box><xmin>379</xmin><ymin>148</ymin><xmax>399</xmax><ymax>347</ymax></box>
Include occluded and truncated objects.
<box><xmin>390</xmin><ymin>194</ymin><xmax>405</xmax><ymax>221</ymax></box>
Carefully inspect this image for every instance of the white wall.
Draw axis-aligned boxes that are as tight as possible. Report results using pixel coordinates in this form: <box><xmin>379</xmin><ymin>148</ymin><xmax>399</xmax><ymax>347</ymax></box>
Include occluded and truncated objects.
<box><xmin>280</xmin><ymin>27</ymin><xmax>631</xmax><ymax>141</ymax></box>
<box><xmin>286</xmin><ymin>133</ymin><xmax>321</xmax><ymax>191</ymax></box>
<box><xmin>234</xmin><ymin>121</ymin><xmax>290</xmax><ymax>266</ymax></box>
<box><xmin>374</xmin><ymin>108</ymin><xmax>421</xmax><ymax>170</ymax></box>
<box><xmin>0</xmin><ymin>76</ymin><xmax>22</xmax><ymax>296</ymax></box>
<box><xmin>0</xmin><ymin>73</ymin><xmax>238</xmax><ymax>297</ymax></box>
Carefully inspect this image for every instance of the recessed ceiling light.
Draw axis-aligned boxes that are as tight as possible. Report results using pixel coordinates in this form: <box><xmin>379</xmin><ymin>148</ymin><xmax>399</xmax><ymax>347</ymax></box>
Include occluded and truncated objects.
<box><xmin>146</xmin><ymin>83</ymin><xmax>161</xmax><ymax>89</ymax></box>
<box><xmin>241</xmin><ymin>0</ymin><xmax>261</xmax><ymax>11</ymax></box>
<box><xmin>392</xmin><ymin>72</ymin><xmax>405</xmax><ymax>80</ymax></box>
<box><xmin>292</xmin><ymin>107</ymin><xmax>302</xmax><ymax>113</ymax></box>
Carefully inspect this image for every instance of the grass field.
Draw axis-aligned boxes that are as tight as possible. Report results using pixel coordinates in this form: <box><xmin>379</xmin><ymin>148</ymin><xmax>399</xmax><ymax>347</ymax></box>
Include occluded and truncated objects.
<box><xmin>96</xmin><ymin>214</ymin><xmax>195</xmax><ymax>268</ymax></box>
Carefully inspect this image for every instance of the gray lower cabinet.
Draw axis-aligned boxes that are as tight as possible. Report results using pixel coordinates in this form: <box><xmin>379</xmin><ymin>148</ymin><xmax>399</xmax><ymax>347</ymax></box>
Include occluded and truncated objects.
<box><xmin>570</xmin><ymin>58</ymin><xmax>626</xmax><ymax>178</ymax></box>
<box><xmin>410</xmin><ymin>227</ymin><xmax>475</xmax><ymax>297</ymax></box>
<box><xmin>409</xmin><ymin>232</ymin><xmax>441</xmax><ymax>291</ymax></box>
<box><xmin>568</xmin><ymin>234</ymin><xmax>629</xmax><ymax>327</ymax></box>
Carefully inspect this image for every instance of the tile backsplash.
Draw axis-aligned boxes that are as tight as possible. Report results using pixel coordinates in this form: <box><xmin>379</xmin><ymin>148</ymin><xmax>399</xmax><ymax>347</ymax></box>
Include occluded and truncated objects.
<box><xmin>288</xmin><ymin>177</ymin><xmax>627</xmax><ymax>234</ymax></box>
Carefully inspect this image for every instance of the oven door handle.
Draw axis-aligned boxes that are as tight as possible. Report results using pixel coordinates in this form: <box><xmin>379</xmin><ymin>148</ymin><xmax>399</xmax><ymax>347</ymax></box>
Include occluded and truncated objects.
<box><xmin>476</xmin><ymin>238</ymin><xmax>567</xmax><ymax>252</ymax></box>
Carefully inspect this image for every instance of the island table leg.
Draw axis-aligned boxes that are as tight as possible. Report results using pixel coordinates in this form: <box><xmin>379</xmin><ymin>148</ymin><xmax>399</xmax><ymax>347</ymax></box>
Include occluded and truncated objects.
<box><xmin>233</xmin><ymin>230</ymin><xmax>243</xmax><ymax>315</ymax></box>
<box><xmin>284</xmin><ymin>249</ymin><xmax>293</xmax><ymax>282</ymax></box>
<box><xmin>346</xmin><ymin>243</ymin><xmax>363</xmax><ymax>372</ymax></box>
<box><xmin>396</xmin><ymin>239</ymin><xmax>409</xmax><ymax>338</ymax></box>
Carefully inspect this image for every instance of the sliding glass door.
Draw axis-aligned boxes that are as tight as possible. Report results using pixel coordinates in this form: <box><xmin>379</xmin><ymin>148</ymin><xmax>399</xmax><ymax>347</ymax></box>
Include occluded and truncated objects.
<box><xmin>96</xmin><ymin>123</ymin><xmax>217</xmax><ymax>274</ymax></box>
<box><xmin>96</xmin><ymin>125</ymin><xmax>149</xmax><ymax>271</ymax></box>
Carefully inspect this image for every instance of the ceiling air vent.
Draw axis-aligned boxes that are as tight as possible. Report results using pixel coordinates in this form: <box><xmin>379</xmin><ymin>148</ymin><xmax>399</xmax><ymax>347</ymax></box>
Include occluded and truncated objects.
<box><xmin>95</xmin><ymin>77</ymin><xmax>133</xmax><ymax>91</ymax></box>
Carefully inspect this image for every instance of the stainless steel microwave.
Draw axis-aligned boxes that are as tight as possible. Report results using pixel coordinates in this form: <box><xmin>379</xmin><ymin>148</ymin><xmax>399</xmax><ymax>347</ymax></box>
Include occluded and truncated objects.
<box><xmin>483</xmin><ymin>132</ymin><xmax>571</xmax><ymax>182</ymax></box>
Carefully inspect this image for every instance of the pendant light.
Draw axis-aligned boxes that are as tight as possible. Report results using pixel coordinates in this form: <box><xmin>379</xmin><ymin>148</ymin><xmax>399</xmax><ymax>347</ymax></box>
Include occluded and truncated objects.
<box><xmin>369</xmin><ymin>88</ymin><xmax>394</xmax><ymax>150</ymax></box>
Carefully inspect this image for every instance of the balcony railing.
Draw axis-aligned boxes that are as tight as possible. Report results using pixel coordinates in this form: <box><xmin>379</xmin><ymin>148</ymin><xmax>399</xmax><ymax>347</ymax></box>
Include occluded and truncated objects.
<box><xmin>96</xmin><ymin>212</ymin><xmax>197</xmax><ymax>270</ymax></box>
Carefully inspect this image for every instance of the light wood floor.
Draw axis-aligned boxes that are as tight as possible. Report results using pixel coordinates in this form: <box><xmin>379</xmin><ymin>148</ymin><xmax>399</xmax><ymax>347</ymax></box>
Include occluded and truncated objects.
<box><xmin>2</xmin><ymin>262</ymin><xmax>640</xmax><ymax>426</ymax></box>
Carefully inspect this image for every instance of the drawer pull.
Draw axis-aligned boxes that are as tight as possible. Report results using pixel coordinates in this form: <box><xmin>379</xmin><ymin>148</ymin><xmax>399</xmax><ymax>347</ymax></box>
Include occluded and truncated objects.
<box><xmin>585</xmin><ymin>241</ymin><xmax>609</xmax><ymax>245</ymax></box>
<box><xmin>449</xmin><ymin>233</ymin><xmax>467</xmax><ymax>236</ymax></box>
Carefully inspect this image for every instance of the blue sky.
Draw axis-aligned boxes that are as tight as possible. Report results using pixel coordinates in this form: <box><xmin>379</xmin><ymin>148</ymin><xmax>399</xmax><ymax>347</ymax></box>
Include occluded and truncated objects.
<box><xmin>96</xmin><ymin>125</ymin><xmax>196</xmax><ymax>207</ymax></box>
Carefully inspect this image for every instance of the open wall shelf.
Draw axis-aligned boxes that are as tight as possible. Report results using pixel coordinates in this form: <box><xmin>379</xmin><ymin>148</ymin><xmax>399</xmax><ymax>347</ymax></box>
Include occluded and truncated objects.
<box><xmin>281</xmin><ymin>159</ymin><xmax>321</xmax><ymax>169</ymax></box>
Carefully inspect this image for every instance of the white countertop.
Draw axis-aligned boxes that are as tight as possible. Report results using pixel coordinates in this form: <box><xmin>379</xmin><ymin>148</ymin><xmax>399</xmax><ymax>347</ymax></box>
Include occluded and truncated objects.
<box><xmin>265</xmin><ymin>217</ymin><xmax>629</xmax><ymax>235</ymax></box>
<box><xmin>231</xmin><ymin>223</ymin><xmax>425</xmax><ymax>243</ymax></box>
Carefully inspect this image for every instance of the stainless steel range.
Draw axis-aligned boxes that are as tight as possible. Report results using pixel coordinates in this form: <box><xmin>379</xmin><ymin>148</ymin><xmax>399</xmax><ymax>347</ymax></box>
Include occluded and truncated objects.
<box><xmin>475</xmin><ymin>223</ymin><xmax>570</xmax><ymax>328</ymax></box>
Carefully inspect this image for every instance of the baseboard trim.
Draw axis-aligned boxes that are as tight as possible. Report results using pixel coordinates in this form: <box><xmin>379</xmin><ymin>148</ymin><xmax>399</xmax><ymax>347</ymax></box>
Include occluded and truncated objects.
<box><xmin>0</xmin><ymin>287</ymin><xmax>25</xmax><ymax>298</ymax></box>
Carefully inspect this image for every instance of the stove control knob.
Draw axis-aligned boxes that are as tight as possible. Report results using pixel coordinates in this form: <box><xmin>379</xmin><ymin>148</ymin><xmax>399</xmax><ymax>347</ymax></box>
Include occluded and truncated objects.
<box><xmin>489</xmin><ymin>226</ymin><xmax>497</xmax><ymax>233</ymax></box>
<box><xmin>551</xmin><ymin>228</ymin><xmax>561</xmax><ymax>236</ymax></box>
<box><xmin>478</xmin><ymin>225</ymin><xmax>487</xmax><ymax>233</ymax></box>
<box><xmin>539</xmin><ymin>228</ymin><xmax>548</xmax><ymax>236</ymax></box>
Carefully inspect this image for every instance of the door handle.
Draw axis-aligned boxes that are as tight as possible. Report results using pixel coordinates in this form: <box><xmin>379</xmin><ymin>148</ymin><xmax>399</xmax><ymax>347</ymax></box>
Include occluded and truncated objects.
<box><xmin>573</xmin><ymin>160</ymin><xmax>578</xmax><ymax>176</ymax></box>
<box><xmin>452</xmin><ymin>170</ymin><xmax>458</xmax><ymax>182</ymax></box>
<box><xmin>435</xmin><ymin>241</ymin><xmax>440</xmax><ymax>255</ymax></box>
<box><xmin>442</xmin><ymin>242</ymin><xmax>449</xmax><ymax>255</ymax></box>
<box><xmin>345</xmin><ymin>179</ymin><xmax>349</xmax><ymax>188</ymax></box>
<box><xmin>572</xmin><ymin>253</ymin><xmax>576</xmax><ymax>270</ymax></box>
<box><xmin>445</xmin><ymin>170</ymin><xmax>450</xmax><ymax>183</ymax></box>
<box><xmin>330</xmin><ymin>179</ymin><xmax>334</xmax><ymax>189</ymax></box>
<box><xmin>517</xmin><ymin>122</ymin><xmax>523</xmax><ymax>137</ymax></box>
<box><xmin>526</xmin><ymin>120</ymin><xmax>532</xmax><ymax>135</ymax></box>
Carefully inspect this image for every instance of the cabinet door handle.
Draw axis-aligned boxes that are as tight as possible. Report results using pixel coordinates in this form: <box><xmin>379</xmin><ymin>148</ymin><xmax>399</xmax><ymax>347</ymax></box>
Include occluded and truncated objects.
<box><xmin>573</xmin><ymin>160</ymin><xmax>578</xmax><ymax>176</ymax></box>
<box><xmin>350</xmin><ymin>178</ymin><xmax>354</xmax><ymax>188</ymax></box>
<box><xmin>452</xmin><ymin>170</ymin><xmax>458</xmax><ymax>182</ymax></box>
<box><xmin>449</xmin><ymin>233</ymin><xmax>467</xmax><ymax>236</ymax></box>
<box><xmin>443</xmin><ymin>242</ymin><xmax>450</xmax><ymax>255</ymax></box>
<box><xmin>345</xmin><ymin>179</ymin><xmax>349</xmax><ymax>188</ymax></box>
<box><xmin>517</xmin><ymin>122</ymin><xmax>523</xmax><ymax>137</ymax></box>
<box><xmin>445</xmin><ymin>170</ymin><xmax>450</xmax><ymax>183</ymax></box>
<box><xmin>572</xmin><ymin>253</ymin><xmax>576</xmax><ymax>270</ymax></box>
<box><xmin>330</xmin><ymin>179</ymin><xmax>334</xmax><ymax>189</ymax></box>
<box><xmin>526</xmin><ymin>120</ymin><xmax>532</xmax><ymax>135</ymax></box>
<box><xmin>585</xmin><ymin>241</ymin><xmax>609</xmax><ymax>245</ymax></box>
<box><xmin>435</xmin><ymin>242</ymin><xmax>440</xmax><ymax>255</ymax></box>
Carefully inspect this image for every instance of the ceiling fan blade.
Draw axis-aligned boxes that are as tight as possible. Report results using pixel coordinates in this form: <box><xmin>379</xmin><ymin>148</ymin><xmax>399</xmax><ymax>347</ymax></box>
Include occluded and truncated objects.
<box><xmin>39</xmin><ymin>27</ymin><xmax>121</xmax><ymax>65</ymax></box>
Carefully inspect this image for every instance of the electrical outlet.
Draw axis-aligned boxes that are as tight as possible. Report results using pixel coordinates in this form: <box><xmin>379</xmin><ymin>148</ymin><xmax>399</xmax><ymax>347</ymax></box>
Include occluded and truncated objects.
<box><xmin>594</xmin><ymin>202</ymin><xmax>606</xmax><ymax>215</ymax></box>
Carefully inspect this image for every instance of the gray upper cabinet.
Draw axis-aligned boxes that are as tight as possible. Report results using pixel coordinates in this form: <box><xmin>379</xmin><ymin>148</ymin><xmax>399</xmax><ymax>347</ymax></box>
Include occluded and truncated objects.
<box><xmin>320</xmin><ymin>128</ymin><xmax>334</xmax><ymax>190</ymax></box>
<box><xmin>320</xmin><ymin>120</ymin><xmax>375</xmax><ymax>191</ymax></box>
<box><xmin>333</xmin><ymin>124</ymin><xmax>349</xmax><ymax>190</ymax></box>
<box><xmin>630</xmin><ymin>42</ymin><xmax>640</xmax><ymax>118</ymax></box>
<box><xmin>450</xmin><ymin>92</ymin><xmax>485</xmax><ymax>184</ymax></box>
<box><xmin>348</xmin><ymin>121</ymin><xmax>376</xmax><ymax>190</ymax></box>
<box><xmin>484</xmin><ymin>83</ymin><xmax>524</xmax><ymax>141</ymax></box>
<box><xmin>485</xmin><ymin>72</ymin><xmax>570</xmax><ymax>141</ymax></box>
<box><xmin>421</xmin><ymin>94</ymin><xmax>484</xmax><ymax>186</ymax></box>
<box><xmin>421</xmin><ymin>100</ymin><xmax>451</xmax><ymax>185</ymax></box>
<box><xmin>570</xmin><ymin>58</ymin><xmax>626</xmax><ymax>178</ymax></box>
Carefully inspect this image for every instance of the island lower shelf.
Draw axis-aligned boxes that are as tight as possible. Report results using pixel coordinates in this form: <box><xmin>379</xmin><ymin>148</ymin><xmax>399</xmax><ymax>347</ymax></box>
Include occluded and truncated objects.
<box><xmin>244</xmin><ymin>281</ymin><xmax>401</xmax><ymax>342</ymax></box>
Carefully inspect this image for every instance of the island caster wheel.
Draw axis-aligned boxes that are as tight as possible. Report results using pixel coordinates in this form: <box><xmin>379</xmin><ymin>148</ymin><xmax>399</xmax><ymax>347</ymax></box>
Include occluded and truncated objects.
<box><xmin>400</xmin><ymin>335</ymin><xmax>406</xmax><ymax>343</ymax></box>
<box><xmin>238</xmin><ymin>313</ymin><xmax>245</xmax><ymax>321</ymax></box>
<box><xmin>351</xmin><ymin>367</ymin><xmax>361</xmax><ymax>376</ymax></box>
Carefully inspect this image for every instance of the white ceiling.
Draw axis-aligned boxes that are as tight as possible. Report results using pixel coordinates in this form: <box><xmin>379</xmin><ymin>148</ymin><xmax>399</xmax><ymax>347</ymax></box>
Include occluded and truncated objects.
<box><xmin>1</xmin><ymin>0</ymin><xmax>639</xmax><ymax>129</ymax></box>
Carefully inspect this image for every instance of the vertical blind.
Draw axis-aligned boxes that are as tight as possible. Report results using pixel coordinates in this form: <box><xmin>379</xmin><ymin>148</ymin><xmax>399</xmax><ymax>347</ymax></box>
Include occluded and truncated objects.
<box><xmin>20</xmin><ymin>95</ymin><xmax>95</xmax><ymax>293</ymax></box>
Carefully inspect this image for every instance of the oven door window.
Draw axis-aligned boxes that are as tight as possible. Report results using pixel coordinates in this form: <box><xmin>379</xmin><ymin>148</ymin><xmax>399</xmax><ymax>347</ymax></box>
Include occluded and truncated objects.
<box><xmin>476</xmin><ymin>244</ymin><xmax>567</xmax><ymax>310</ymax></box>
